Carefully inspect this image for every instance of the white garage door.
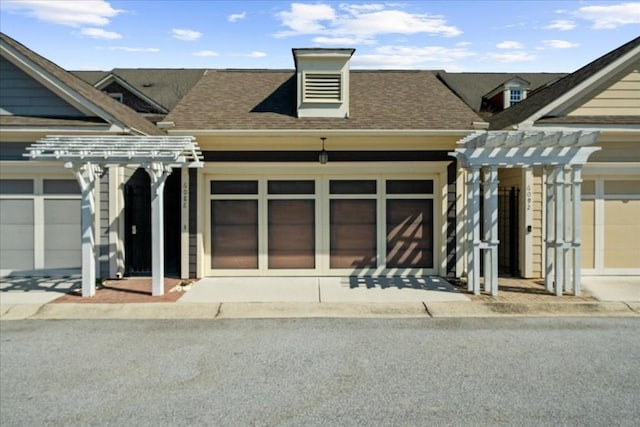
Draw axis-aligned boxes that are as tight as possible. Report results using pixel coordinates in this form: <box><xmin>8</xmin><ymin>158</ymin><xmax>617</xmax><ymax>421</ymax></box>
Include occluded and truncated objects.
<box><xmin>0</xmin><ymin>178</ymin><xmax>80</xmax><ymax>276</ymax></box>
<box><xmin>581</xmin><ymin>178</ymin><xmax>640</xmax><ymax>275</ymax></box>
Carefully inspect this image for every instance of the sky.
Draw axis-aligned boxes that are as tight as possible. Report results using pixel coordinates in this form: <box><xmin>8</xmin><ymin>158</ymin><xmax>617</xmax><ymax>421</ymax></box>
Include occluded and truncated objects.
<box><xmin>0</xmin><ymin>1</ymin><xmax>639</xmax><ymax>73</ymax></box>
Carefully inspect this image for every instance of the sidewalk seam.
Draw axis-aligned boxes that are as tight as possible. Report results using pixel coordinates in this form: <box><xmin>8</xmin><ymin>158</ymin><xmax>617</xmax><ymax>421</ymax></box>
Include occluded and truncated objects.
<box><xmin>214</xmin><ymin>303</ymin><xmax>222</xmax><ymax>318</ymax></box>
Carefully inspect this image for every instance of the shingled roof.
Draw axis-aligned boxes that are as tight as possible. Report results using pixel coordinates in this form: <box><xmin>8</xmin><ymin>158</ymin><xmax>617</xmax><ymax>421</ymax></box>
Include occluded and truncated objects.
<box><xmin>489</xmin><ymin>36</ymin><xmax>640</xmax><ymax>130</ymax></box>
<box><xmin>0</xmin><ymin>32</ymin><xmax>163</xmax><ymax>135</ymax></box>
<box><xmin>73</xmin><ymin>68</ymin><xmax>206</xmax><ymax>111</ymax></box>
<box><xmin>166</xmin><ymin>69</ymin><xmax>483</xmax><ymax>131</ymax></box>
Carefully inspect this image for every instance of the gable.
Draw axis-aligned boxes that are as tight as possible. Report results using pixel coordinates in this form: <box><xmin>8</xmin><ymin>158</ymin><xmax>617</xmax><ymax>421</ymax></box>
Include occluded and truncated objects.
<box><xmin>101</xmin><ymin>80</ymin><xmax>166</xmax><ymax>114</ymax></box>
<box><xmin>0</xmin><ymin>55</ymin><xmax>85</xmax><ymax>117</ymax></box>
<box><xmin>567</xmin><ymin>66</ymin><xmax>640</xmax><ymax>117</ymax></box>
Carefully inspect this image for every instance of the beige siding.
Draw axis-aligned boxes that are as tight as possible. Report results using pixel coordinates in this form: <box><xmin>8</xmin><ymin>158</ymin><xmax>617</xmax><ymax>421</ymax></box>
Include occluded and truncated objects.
<box><xmin>581</xmin><ymin>199</ymin><xmax>595</xmax><ymax>269</ymax></box>
<box><xmin>531</xmin><ymin>167</ymin><xmax>543</xmax><ymax>277</ymax></box>
<box><xmin>498</xmin><ymin>168</ymin><xmax>520</xmax><ymax>188</ymax></box>
<box><xmin>603</xmin><ymin>199</ymin><xmax>640</xmax><ymax>268</ymax></box>
<box><xmin>569</xmin><ymin>69</ymin><xmax>640</xmax><ymax>116</ymax></box>
<box><xmin>589</xmin><ymin>138</ymin><xmax>640</xmax><ymax>163</ymax></box>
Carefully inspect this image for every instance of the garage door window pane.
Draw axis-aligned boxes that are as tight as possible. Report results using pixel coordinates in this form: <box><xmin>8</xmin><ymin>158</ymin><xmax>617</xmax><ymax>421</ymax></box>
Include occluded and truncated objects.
<box><xmin>268</xmin><ymin>180</ymin><xmax>315</xmax><ymax>195</ymax></box>
<box><xmin>330</xmin><ymin>199</ymin><xmax>376</xmax><ymax>268</ymax></box>
<box><xmin>330</xmin><ymin>180</ymin><xmax>376</xmax><ymax>195</ymax></box>
<box><xmin>43</xmin><ymin>180</ymin><xmax>80</xmax><ymax>195</ymax></box>
<box><xmin>211</xmin><ymin>200</ymin><xmax>258</xmax><ymax>269</ymax></box>
<box><xmin>211</xmin><ymin>181</ymin><xmax>258</xmax><ymax>195</ymax></box>
<box><xmin>268</xmin><ymin>200</ymin><xmax>315</xmax><ymax>269</ymax></box>
<box><xmin>386</xmin><ymin>199</ymin><xmax>433</xmax><ymax>268</ymax></box>
<box><xmin>386</xmin><ymin>180</ymin><xmax>433</xmax><ymax>194</ymax></box>
<box><xmin>0</xmin><ymin>179</ymin><xmax>33</xmax><ymax>195</ymax></box>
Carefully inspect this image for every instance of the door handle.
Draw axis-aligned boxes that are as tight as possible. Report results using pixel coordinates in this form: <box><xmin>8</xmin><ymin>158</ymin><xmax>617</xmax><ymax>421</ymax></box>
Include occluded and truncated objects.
<box><xmin>132</xmin><ymin>225</ymin><xmax>137</xmax><ymax>235</ymax></box>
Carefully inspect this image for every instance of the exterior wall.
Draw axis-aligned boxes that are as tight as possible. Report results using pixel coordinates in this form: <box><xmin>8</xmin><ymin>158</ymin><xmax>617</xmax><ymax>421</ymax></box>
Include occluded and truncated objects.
<box><xmin>569</xmin><ymin>68</ymin><xmax>640</xmax><ymax>116</ymax></box>
<box><xmin>0</xmin><ymin>56</ymin><xmax>83</xmax><ymax>117</ymax></box>
<box><xmin>98</xmin><ymin>171</ymin><xmax>110</xmax><ymax>278</ymax></box>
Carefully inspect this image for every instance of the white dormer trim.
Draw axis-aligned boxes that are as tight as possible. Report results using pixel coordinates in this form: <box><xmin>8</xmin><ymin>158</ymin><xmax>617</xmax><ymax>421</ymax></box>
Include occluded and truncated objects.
<box><xmin>293</xmin><ymin>48</ymin><xmax>355</xmax><ymax>118</ymax></box>
<box><xmin>502</xmin><ymin>77</ymin><xmax>530</xmax><ymax>109</ymax></box>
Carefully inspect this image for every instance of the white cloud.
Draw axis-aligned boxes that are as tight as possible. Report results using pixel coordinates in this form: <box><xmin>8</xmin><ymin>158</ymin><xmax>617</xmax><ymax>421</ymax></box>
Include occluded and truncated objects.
<box><xmin>80</xmin><ymin>27</ymin><xmax>121</xmax><ymax>40</ymax></box>
<box><xmin>456</xmin><ymin>41</ymin><xmax>472</xmax><ymax>47</ymax></box>
<box><xmin>246</xmin><ymin>51</ymin><xmax>267</xmax><ymax>58</ymax></box>
<box><xmin>171</xmin><ymin>28</ymin><xmax>202</xmax><ymax>41</ymax></box>
<box><xmin>193</xmin><ymin>50</ymin><xmax>219</xmax><ymax>57</ymax></box>
<box><xmin>497</xmin><ymin>41</ymin><xmax>524</xmax><ymax>49</ymax></box>
<box><xmin>351</xmin><ymin>45</ymin><xmax>475</xmax><ymax>69</ymax></box>
<box><xmin>228</xmin><ymin>12</ymin><xmax>246</xmax><ymax>22</ymax></box>
<box><xmin>275</xmin><ymin>3</ymin><xmax>461</xmax><ymax>40</ymax></box>
<box><xmin>576</xmin><ymin>2</ymin><xmax>640</xmax><ymax>29</ymax></box>
<box><xmin>1</xmin><ymin>0</ymin><xmax>122</xmax><ymax>27</ymax></box>
<box><xmin>276</xmin><ymin>3</ymin><xmax>336</xmax><ymax>35</ymax></box>
<box><xmin>482</xmin><ymin>51</ymin><xmax>537</xmax><ymax>63</ymax></box>
<box><xmin>545</xmin><ymin>19</ymin><xmax>576</xmax><ymax>30</ymax></box>
<box><xmin>103</xmin><ymin>46</ymin><xmax>159</xmax><ymax>52</ymax></box>
<box><xmin>313</xmin><ymin>36</ymin><xmax>374</xmax><ymax>45</ymax></box>
<box><xmin>541</xmin><ymin>39</ymin><xmax>580</xmax><ymax>49</ymax></box>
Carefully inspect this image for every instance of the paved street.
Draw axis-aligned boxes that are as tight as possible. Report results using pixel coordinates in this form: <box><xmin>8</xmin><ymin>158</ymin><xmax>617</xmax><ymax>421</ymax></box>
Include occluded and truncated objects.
<box><xmin>1</xmin><ymin>318</ymin><xmax>639</xmax><ymax>426</ymax></box>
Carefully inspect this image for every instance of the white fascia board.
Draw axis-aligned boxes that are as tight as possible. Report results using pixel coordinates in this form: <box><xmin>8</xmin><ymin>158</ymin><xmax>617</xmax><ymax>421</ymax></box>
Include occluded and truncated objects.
<box><xmin>0</xmin><ymin>124</ymin><xmax>124</xmax><ymax>134</ymax></box>
<box><xmin>95</xmin><ymin>74</ymin><xmax>169</xmax><ymax>114</ymax></box>
<box><xmin>0</xmin><ymin>44</ymin><xmax>129</xmax><ymax>133</ymax></box>
<box><xmin>166</xmin><ymin>129</ymin><xmax>476</xmax><ymax>137</ymax></box>
<box><xmin>516</xmin><ymin>44</ymin><xmax>640</xmax><ymax>127</ymax></box>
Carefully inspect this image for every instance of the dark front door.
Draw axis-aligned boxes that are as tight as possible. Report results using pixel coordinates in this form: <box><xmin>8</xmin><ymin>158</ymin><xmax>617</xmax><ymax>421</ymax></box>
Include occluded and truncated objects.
<box><xmin>498</xmin><ymin>187</ymin><xmax>520</xmax><ymax>277</ymax></box>
<box><xmin>124</xmin><ymin>169</ymin><xmax>181</xmax><ymax>276</ymax></box>
<box><xmin>125</xmin><ymin>169</ymin><xmax>151</xmax><ymax>275</ymax></box>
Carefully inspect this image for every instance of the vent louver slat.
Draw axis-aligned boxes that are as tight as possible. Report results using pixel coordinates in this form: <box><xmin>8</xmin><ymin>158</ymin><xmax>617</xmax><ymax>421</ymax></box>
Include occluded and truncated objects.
<box><xmin>304</xmin><ymin>73</ymin><xmax>341</xmax><ymax>101</ymax></box>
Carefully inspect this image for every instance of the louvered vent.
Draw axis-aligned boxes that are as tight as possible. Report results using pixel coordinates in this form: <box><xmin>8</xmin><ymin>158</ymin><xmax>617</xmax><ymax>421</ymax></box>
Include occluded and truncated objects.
<box><xmin>304</xmin><ymin>73</ymin><xmax>342</xmax><ymax>101</ymax></box>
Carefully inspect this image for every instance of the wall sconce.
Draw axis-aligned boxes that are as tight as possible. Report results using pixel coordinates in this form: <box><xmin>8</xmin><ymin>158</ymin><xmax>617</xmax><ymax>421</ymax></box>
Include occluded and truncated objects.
<box><xmin>319</xmin><ymin>137</ymin><xmax>328</xmax><ymax>164</ymax></box>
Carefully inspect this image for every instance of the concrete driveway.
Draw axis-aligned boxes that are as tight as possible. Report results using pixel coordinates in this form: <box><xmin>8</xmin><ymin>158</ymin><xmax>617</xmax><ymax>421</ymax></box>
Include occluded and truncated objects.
<box><xmin>582</xmin><ymin>276</ymin><xmax>640</xmax><ymax>301</ymax></box>
<box><xmin>0</xmin><ymin>276</ymin><xmax>80</xmax><ymax>305</ymax></box>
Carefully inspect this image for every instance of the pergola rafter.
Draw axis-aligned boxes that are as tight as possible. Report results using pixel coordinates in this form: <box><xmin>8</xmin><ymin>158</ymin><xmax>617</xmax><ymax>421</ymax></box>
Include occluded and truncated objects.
<box><xmin>24</xmin><ymin>135</ymin><xmax>203</xmax><ymax>298</ymax></box>
<box><xmin>450</xmin><ymin>130</ymin><xmax>600</xmax><ymax>297</ymax></box>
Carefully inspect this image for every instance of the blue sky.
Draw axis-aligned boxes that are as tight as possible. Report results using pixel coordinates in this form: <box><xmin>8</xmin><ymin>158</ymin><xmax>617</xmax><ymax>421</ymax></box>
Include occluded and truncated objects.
<box><xmin>1</xmin><ymin>1</ymin><xmax>638</xmax><ymax>72</ymax></box>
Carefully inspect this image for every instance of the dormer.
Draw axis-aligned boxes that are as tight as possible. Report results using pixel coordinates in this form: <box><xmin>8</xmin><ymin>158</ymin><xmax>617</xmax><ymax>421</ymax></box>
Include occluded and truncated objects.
<box><xmin>292</xmin><ymin>48</ymin><xmax>355</xmax><ymax>118</ymax></box>
<box><xmin>483</xmin><ymin>77</ymin><xmax>531</xmax><ymax>113</ymax></box>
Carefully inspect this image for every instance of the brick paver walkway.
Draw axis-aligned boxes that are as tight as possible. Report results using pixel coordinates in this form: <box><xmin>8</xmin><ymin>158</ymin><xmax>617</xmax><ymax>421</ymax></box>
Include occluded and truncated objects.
<box><xmin>53</xmin><ymin>278</ymin><xmax>186</xmax><ymax>303</ymax></box>
<box><xmin>451</xmin><ymin>277</ymin><xmax>596</xmax><ymax>302</ymax></box>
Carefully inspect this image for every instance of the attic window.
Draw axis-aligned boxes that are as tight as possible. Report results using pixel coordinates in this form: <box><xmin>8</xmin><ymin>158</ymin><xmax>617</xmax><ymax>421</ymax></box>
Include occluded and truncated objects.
<box><xmin>108</xmin><ymin>92</ymin><xmax>123</xmax><ymax>103</ymax></box>
<box><xmin>303</xmin><ymin>72</ymin><xmax>342</xmax><ymax>102</ymax></box>
<box><xmin>509</xmin><ymin>89</ymin><xmax>522</xmax><ymax>106</ymax></box>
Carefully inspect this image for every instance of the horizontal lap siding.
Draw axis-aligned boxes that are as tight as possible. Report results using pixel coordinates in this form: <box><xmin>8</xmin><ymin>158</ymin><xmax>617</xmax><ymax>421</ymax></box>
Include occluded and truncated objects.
<box><xmin>569</xmin><ymin>69</ymin><xmax>640</xmax><ymax>116</ymax></box>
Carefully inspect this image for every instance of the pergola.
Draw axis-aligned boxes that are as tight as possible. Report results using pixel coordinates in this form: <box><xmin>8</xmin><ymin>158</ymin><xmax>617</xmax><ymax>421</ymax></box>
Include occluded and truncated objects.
<box><xmin>25</xmin><ymin>135</ymin><xmax>203</xmax><ymax>297</ymax></box>
<box><xmin>450</xmin><ymin>130</ymin><xmax>600</xmax><ymax>296</ymax></box>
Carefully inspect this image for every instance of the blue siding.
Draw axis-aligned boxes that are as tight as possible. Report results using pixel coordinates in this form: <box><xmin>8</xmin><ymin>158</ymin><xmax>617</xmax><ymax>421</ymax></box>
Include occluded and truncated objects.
<box><xmin>0</xmin><ymin>55</ymin><xmax>84</xmax><ymax>117</ymax></box>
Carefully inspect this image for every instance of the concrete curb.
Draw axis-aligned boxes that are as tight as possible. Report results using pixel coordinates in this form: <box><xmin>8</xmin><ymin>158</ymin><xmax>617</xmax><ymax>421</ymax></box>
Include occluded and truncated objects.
<box><xmin>425</xmin><ymin>301</ymin><xmax>640</xmax><ymax>317</ymax></box>
<box><xmin>1</xmin><ymin>301</ymin><xmax>639</xmax><ymax>320</ymax></box>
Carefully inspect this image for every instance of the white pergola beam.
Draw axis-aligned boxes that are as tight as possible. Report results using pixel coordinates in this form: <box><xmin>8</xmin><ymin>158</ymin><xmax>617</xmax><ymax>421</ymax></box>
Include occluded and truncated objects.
<box><xmin>451</xmin><ymin>130</ymin><xmax>600</xmax><ymax>297</ymax></box>
<box><xmin>25</xmin><ymin>136</ymin><xmax>203</xmax><ymax>298</ymax></box>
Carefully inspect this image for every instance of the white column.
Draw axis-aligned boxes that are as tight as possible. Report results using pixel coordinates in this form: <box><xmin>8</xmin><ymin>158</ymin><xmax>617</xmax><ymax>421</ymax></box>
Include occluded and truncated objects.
<box><xmin>554</xmin><ymin>166</ymin><xmax>565</xmax><ymax>296</ymax></box>
<box><xmin>572</xmin><ymin>166</ymin><xmax>583</xmax><ymax>296</ymax></box>
<box><xmin>544</xmin><ymin>167</ymin><xmax>555</xmax><ymax>293</ymax></box>
<box><xmin>487</xmin><ymin>167</ymin><xmax>499</xmax><ymax>296</ymax></box>
<box><xmin>73</xmin><ymin>163</ymin><xmax>99</xmax><ymax>297</ymax></box>
<box><xmin>563</xmin><ymin>167</ymin><xmax>573</xmax><ymax>292</ymax></box>
<box><xmin>467</xmin><ymin>167</ymin><xmax>481</xmax><ymax>294</ymax></box>
<box><xmin>483</xmin><ymin>167</ymin><xmax>492</xmax><ymax>293</ymax></box>
<box><xmin>146</xmin><ymin>163</ymin><xmax>171</xmax><ymax>297</ymax></box>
